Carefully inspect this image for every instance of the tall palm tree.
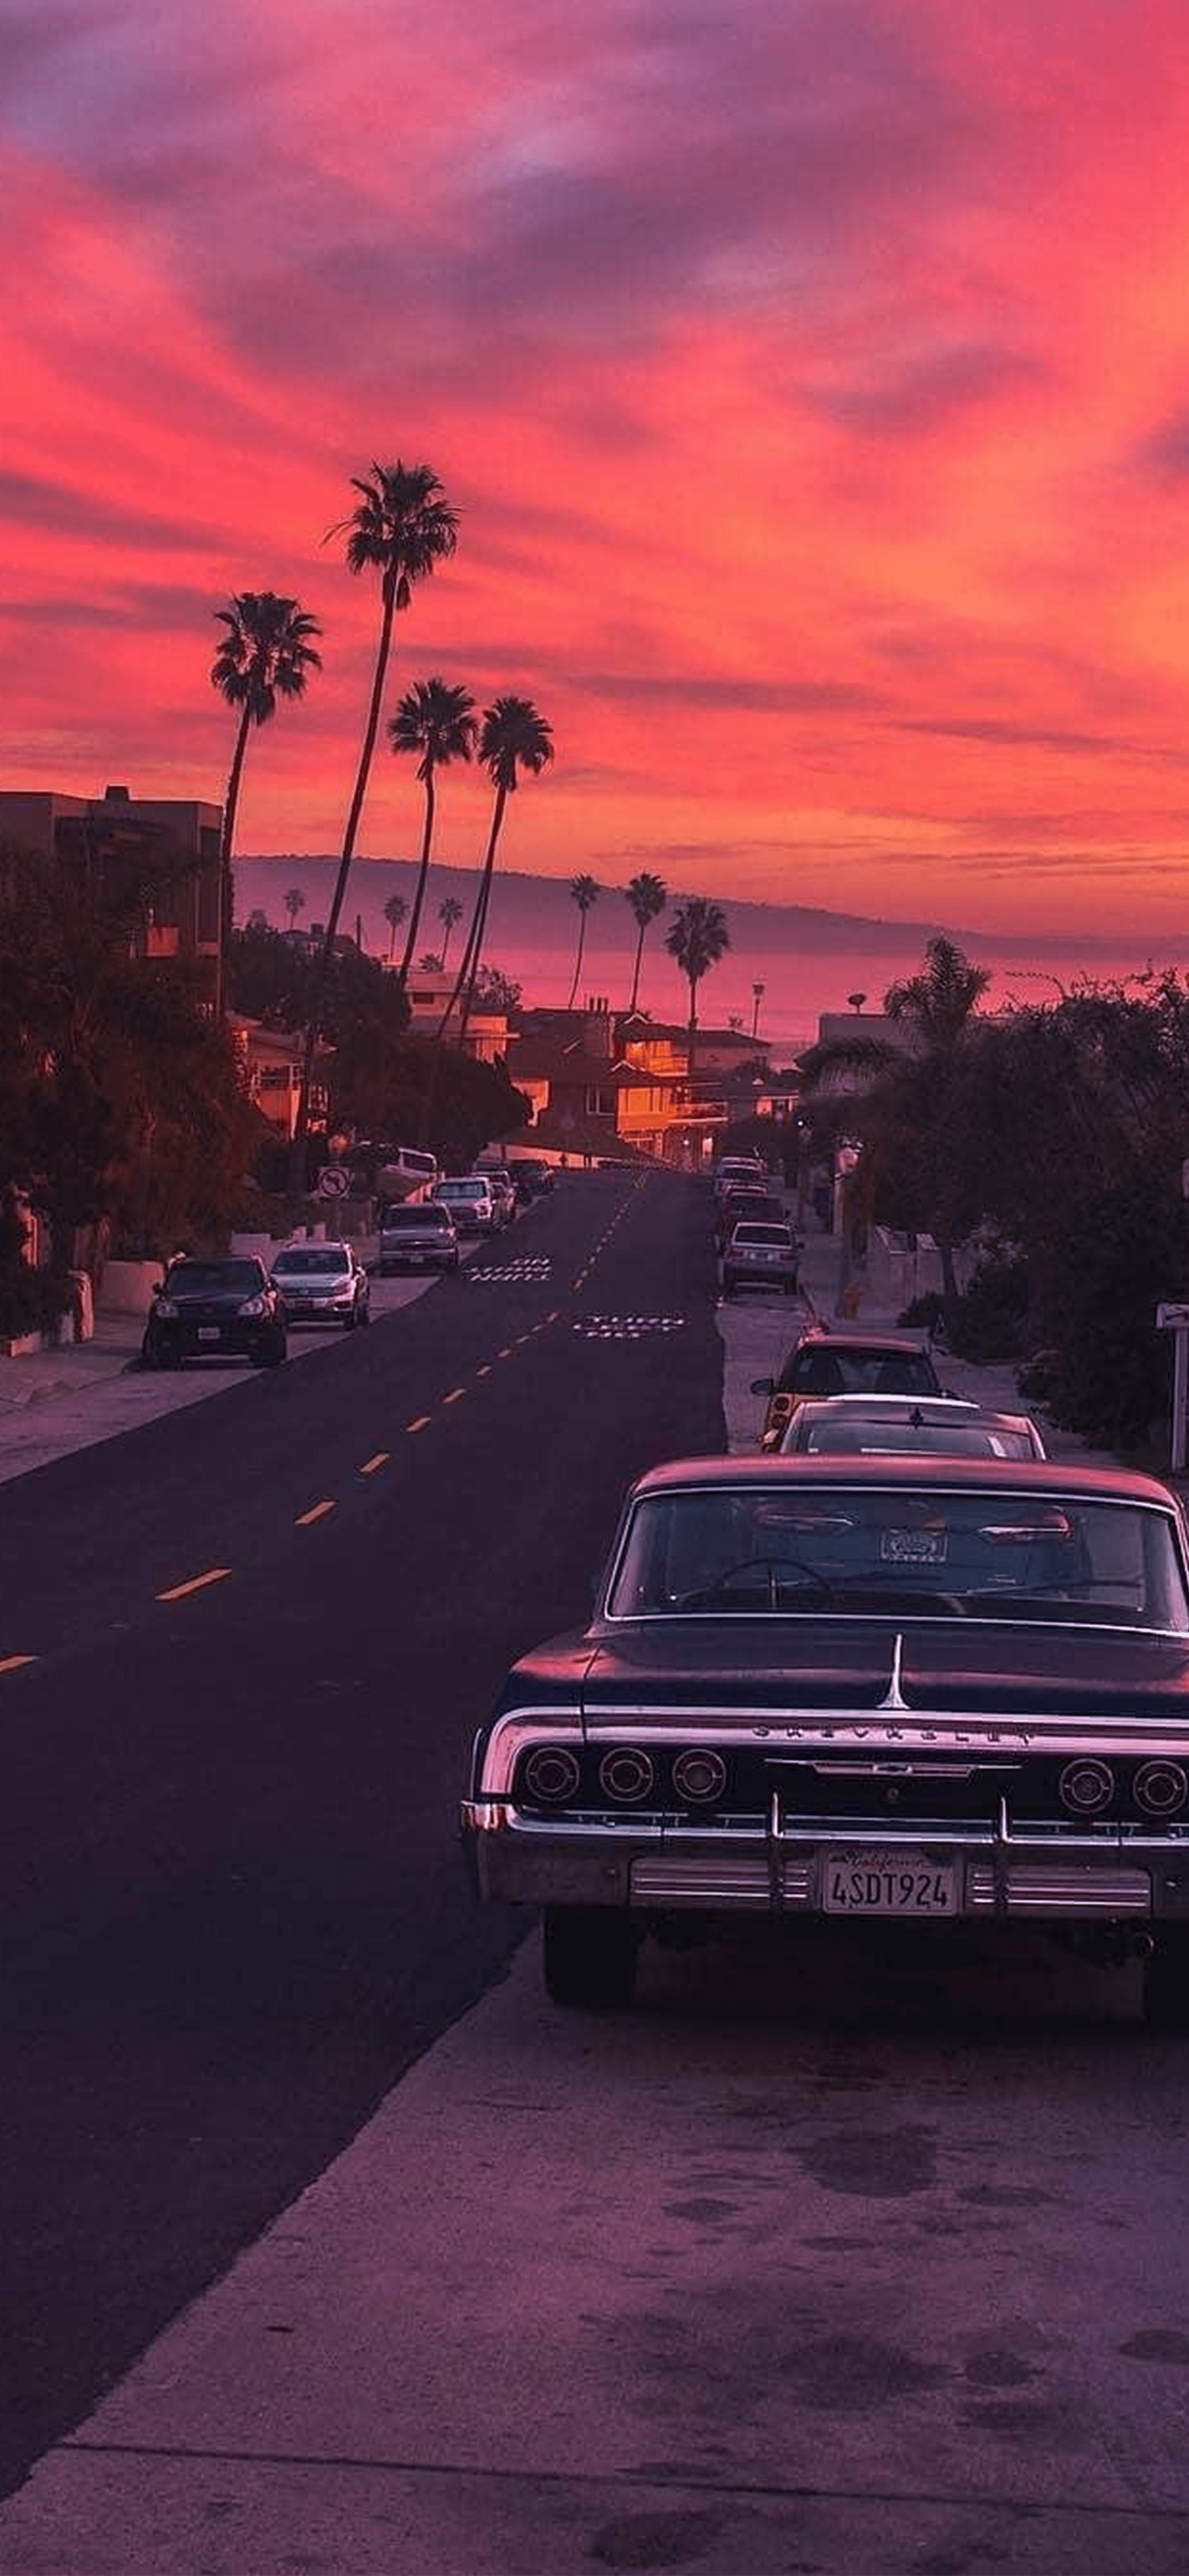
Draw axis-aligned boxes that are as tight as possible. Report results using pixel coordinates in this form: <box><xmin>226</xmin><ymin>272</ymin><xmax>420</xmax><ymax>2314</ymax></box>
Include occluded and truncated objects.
<box><xmin>665</xmin><ymin>896</ymin><xmax>731</xmax><ymax>1083</ymax></box>
<box><xmin>438</xmin><ymin>895</ymin><xmax>463</xmax><ymax>968</ymax></box>
<box><xmin>283</xmin><ymin>885</ymin><xmax>306</xmax><ymax>936</ymax></box>
<box><xmin>210</xmin><ymin>591</ymin><xmax>322</xmax><ymax>1010</ymax></box>
<box><xmin>383</xmin><ymin>892</ymin><xmax>407</xmax><ymax>962</ymax></box>
<box><xmin>439</xmin><ymin>697</ymin><xmax>554</xmax><ymax>1042</ymax></box>
<box><xmin>625</xmin><ymin>870</ymin><xmax>667</xmax><ymax>1011</ymax></box>
<box><xmin>388</xmin><ymin>677</ymin><xmax>477</xmax><ymax>990</ymax></box>
<box><xmin>565</xmin><ymin>874</ymin><xmax>600</xmax><ymax>1010</ymax></box>
<box><xmin>292</xmin><ymin>461</ymin><xmax>458</xmax><ymax>1186</ymax></box>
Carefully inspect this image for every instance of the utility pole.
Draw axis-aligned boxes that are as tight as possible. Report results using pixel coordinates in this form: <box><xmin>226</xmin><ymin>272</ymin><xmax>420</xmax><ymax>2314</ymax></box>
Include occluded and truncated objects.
<box><xmin>752</xmin><ymin>981</ymin><xmax>765</xmax><ymax>1039</ymax></box>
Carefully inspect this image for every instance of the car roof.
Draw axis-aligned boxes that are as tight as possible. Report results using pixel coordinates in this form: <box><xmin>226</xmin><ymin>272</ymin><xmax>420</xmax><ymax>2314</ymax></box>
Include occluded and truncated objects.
<box><xmin>625</xmin><ymin>1452</ymin><xmax>1180</xmax><ymax>1509</ymax></box>
<box><xmin>789</xmin><ymin>1396</ymin><xmax>1017</xmax><ymax>1425</ymax></box>
<box><xmin>274</xmin><ymin>1238</ymin><xmax>352</xmax><ymax>1256</ymax></box>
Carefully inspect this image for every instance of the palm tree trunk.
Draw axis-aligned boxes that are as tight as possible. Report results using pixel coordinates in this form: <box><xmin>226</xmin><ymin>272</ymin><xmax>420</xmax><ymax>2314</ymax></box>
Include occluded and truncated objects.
<box><xmin>216</xmin><ymin>702</ymin><xmax>252</xmax><ymax>1018</ymax></box>
<box><xmin>397</xmin><ymin>772</ymin><xmax>435</xmax><ymax>991</ymax></box>
<box><xmin>459</xmin><ymin>798</ymin><xmax>507</xmax><ymax>1039</ymax></box>
<box><xmin>290</xmin><ymin>574</ymin><xmax>396</xmax><ymax>1208</ymax></box>
<box><xmin>629</xmin><ymin>921</ymin><xmax>645</xmax><ymax>1011</ymax></box>
<box><xmin>439</xmin><ymin>789</ymin><xmax>505</xmax><ymax>1041</ymax></box>
<box><xmin>566</xmin><ymin>916</ymin><xmax>587</xmax><ymax>1011</ymax></box>
<box><xmin>686</xmin><ymin>977</ymin><xmax>699</xmax><ymax>1084</ymax></box>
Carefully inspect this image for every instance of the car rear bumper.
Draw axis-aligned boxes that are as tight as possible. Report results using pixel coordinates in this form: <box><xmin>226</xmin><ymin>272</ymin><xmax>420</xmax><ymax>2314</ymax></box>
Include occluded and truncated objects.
<box><xmin>461</xmin><ymin>1803</ymin><xmax>1189</xmax><ymax>1922</ymax></box>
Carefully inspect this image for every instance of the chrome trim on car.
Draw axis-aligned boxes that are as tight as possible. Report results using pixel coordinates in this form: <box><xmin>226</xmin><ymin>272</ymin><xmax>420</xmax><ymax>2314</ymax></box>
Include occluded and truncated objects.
<box><xmin>967</xmin><ymin>1865</ymin><xmax>1152</xmax><ymax>1914</ymax></box>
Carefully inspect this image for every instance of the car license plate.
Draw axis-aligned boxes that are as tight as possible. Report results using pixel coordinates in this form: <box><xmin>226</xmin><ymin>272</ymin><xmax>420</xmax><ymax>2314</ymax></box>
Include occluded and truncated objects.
<box><xmin>881</xmin><ymin>1528</ymin><xmax>947</xmax><ymax>1564</ymax></box>
<box><xmin>198</xmin><ymin>1326</ymin><xmax>222</xmax><ymax>1342</ymax></box>
<box><xmin>822</xmin><ymin>1849</ymin><xmax>956</xmax><ymax>1915</ymax></box>
<box><xmin>407</xmin><ymin>1251</ymin><xmax>426</xmax><ymax>1265</ymax></box>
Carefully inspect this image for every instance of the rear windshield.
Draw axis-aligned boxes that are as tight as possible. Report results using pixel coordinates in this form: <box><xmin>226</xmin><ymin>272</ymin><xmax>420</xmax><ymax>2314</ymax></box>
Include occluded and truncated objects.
<box><xmin>732</xmin><ymin>1225</ymin><xmax>793</xmax><ymax>1247</ymax></box>
<box><xmin>781</xmin><ymin>1347</ymin><xmax>940</xmax><ymax>1398</ymax></box>
<box><xmin>383</xmin><ymin>1206</ymin><xmax>451</xmax><ymax>1230</ymax></box>
<box><xmin>607</xmin><ymin>1485</ymin><xmax>1189</xmax><ymax>1630</ymax></box>
<box><xmin>438</xmin><ymin>1181</ymin><xmax>487</xmax><ymax>1199</ymax></box>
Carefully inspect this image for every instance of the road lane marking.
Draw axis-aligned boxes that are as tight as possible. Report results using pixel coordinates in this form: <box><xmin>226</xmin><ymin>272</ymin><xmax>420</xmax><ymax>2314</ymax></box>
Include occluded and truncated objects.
<box><xmin>296</xmin><ymin>1499</ymin><xmax>336</xmax><ymax>1526</ymax></box>
<box><xmin>476</xmin><ymin>1365</ymin><xmax>492</xmax><ymax>1378</ymax></box>
<box><xmin>359</xmin><ymin>1452</ymin><xmax>390</xmax><ymax>1475</ymax></box>
<box><xmin>156</xmin><ymin>1568</ymin><xmax>232</xmax><ymax>1603</ymax></box>
<box><xmin>0</xmin><ymin>1654</ymin><xmax>36</xmax><ymax>1676</ymax></box>
<box><xmin>407</xmin><ymin>1414</ymin><xmax>433</xmax><ymax>1432</ymax></box>
<box><xmin>498</xmin><ymin>1347</ymin><xmax>514</xmax><ymax>1358</ymax></box>
<box><xmin>443</xmin><ymin>1387</ymin><xmax>466</xmax><ymax>1404</ymax></box>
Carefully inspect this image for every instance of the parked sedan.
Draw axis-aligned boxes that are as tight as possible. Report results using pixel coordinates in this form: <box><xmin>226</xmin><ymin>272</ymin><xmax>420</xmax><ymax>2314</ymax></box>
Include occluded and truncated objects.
<box><xmin>721</xmin><ymin>1219</ymin><xmax>800</xmax><ymax>1298</ymax></box>
<box><xmin>142</xmin><ymin>1256</ymin><xmax>287</xmax><ymax>1369</ymax></box>
<box><xmin>377</xmin><ymin>1202</ymin><xmax>460</xmax><ymax>1275</ymax></box>
<box><xmin>779</xmin><ymin>1395</ymin><xmax>1047</xmax><ymax>1459</ymax></box>
<box><xmin>462</xmin><ymin>1451</ymin><xmax>1189</xmax><ymax>2020</ymax></box>
<box><xmin>479</xmin><ymin>1169</ymin><xmax>517</xmax><ymax>1227</ymax></box>
<box><xmin>432</xmin><ymin>1176</ymin><xmax>498</xmax><ymax>1234</ymax></box>
<box><xmin>269</xmin><ymin>1240</ymin><xmax>370</xmax><ymax>1329</ymax></box>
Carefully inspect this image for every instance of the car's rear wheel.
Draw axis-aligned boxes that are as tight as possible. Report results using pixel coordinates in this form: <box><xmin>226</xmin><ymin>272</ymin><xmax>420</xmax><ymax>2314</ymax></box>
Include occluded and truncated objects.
<box><xmin>543</xmin><ymin>1906</ymin><xmax>639</xmax><ymax>2009</ymax></box>
<box><xmin>1144</xmin><ymin>1929</ymin><xmax>1189</xmax><ymax>2029</ymax></box>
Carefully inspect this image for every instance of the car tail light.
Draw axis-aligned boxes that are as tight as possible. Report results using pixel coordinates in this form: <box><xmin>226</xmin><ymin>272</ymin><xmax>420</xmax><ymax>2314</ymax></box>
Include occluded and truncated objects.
<box><xmin>521</xmin><ymin>1746</ymin><xmax>581</xmax><ymax>1804</ymax></box>
<box><xmin>1059</xmin><ymin>1758</ymin><xmax>1115</xmax><ymax>1816</ymax></box>
<box><xmin>599</xmin><ymin>1748</ymin><xmax>655</xmax><ymax>1803</ymax></box>
<box><xmin>672</xmin><ymin>1748</ymin><xmax>728</xmax><ymax>1805</ymax></box>
<box><xmin>1133</xmin><ymin>1760</ymin><xmax>1189</xmax><ymax>1818</ymax></box>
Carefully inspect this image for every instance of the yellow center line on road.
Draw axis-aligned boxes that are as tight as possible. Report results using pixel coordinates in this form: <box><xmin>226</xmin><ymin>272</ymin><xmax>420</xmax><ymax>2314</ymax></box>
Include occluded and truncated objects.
<box><xmin>407</xmin><ymin>1414</ymin><xmax>433</xmax><ymax>1432</ymax></box>
<box><xmin>475</xmin><ymin>1365</ymin><xmax>492</xmax><ymax>1378</ymax></box>
<box><xmin>359</xmin><ymin>1451</ymin><xmax>390</xmax><ymax>1475</ymax></box>
<box><xmin>0</xmin><ymin>1654</ymin><xmax>36</xmax><ymax>1676</ymax></box>
<box><xmin>156</xmin><ymin>1568</ymin><xmax>232</xmax><ymax>1603</ymax></box>
<box><xmin>497</xmin><ymin>1346</ymin><xmax>514</xmax><ymax>1360</ymax></box>
<box><xmin>443</xmin><ymin>1387</ymin><xmax>466</xmax><ymax>1404</ymax></box>
<box><xmin>296</xmin><ymin>1500</ymin><xmax>336</xmax><ymax>1526</ymax></box>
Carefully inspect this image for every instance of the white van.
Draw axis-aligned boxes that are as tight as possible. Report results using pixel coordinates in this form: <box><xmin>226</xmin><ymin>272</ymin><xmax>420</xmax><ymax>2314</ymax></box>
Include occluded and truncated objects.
<box><xmin>376</xmin><ymin>1145</ymin><xmax>439</xmax><ymax>1202</ymax></box>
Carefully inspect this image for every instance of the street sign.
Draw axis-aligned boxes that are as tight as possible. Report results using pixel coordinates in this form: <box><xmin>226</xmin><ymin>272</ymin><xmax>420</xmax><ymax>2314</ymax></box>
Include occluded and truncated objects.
<box><xmin>317</xmin><ymin>1165</ymin><xmax>350</xmax><ymax>1199</ymax></box>
<box><xmin>1157</xmin><ymin>1303</ymin><xmax>1189</xmax><ymax>1329</ymax></box>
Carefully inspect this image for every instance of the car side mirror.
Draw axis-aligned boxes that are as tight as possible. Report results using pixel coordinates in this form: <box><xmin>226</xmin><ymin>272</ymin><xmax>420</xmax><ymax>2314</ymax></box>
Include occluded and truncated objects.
<box><xmin>750</xmin><ymin>1377</ymin><xmax>774</xmax><ymax>1396</ymax></box>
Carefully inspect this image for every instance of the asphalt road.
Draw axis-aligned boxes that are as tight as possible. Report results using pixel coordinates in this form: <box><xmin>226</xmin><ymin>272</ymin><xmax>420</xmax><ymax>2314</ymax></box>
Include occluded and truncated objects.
<box><xmin>0</xmin><ymin>1166</ymin><xmax>724</xmax><ymax>2504</ymax></box>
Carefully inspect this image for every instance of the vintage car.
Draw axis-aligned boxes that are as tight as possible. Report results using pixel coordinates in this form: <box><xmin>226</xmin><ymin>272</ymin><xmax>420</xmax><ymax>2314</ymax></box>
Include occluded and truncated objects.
<box><xmin>462</xmin><ymin>1453</ymin><xmax>1189</xmax><ymax>2020</ymax></box>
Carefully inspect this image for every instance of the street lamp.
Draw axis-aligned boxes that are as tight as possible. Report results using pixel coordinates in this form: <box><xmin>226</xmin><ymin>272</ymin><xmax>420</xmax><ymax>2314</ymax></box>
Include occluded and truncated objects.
<box><xmin>752</xmin><ymin>981</ymin><xmax>765</xmax><ymax>1039</ymax></box>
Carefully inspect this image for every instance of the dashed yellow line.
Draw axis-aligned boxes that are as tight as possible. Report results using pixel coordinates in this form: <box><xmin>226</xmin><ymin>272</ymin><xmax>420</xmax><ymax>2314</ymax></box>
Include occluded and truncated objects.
<box><xmin>498</xmin><ymin>1346</ymin><xmax>514</xmax><ymax>1360</ymax></box>
<box><xmin>359</xmin><ymin>1451</ymin><xmax>390</xmax><ymax>1475</ymax></box>
<box><xmin>476</xmin><ymin>1365</ymin><xmax>492</xmax><ymax>1378</ymax></box>
<box><xmin>443</xmin><ymin>1386</ymin><xmax>466</xmax><ymax>1405</ymax></box>
<box><xmin>407</xmin><ymin>1414</ymin><xmax>433</xmax><ymax>1432</ymax></box>
<box><xmin>156</xmin><ymin>1568</ymin><xmax>232</xmax><ymax>1603</ymax></box>
<box><xmin>296</xmin><ymin>1499</ymin><xmax>336</xmax><ymax>1526</ymax></box>
<box><xmin>0</xmin><ymin>1653</ymin><xmax>36</xmax><ymax>1676</ymax></box>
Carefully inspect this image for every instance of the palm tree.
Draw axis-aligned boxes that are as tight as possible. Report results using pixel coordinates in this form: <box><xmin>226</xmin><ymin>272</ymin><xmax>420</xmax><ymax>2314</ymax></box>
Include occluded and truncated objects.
<box><xmin>625</xmin><ymin>871</ymin><xmax>667</xmax><ymax>1011</ymax></box>
<box><xmin>438</xmin><ymin>895</ymin><xmax>463</xmax><ymax>968</ymax></box>
<box><xmin>383</xmin><ymin>892</ymin><xmax>407</xmax><ymax>962</ymax></box>
<box><xmin>283</xmin><ymin>886</ymin><xmax>306</xmax><ymax>936</ymax></box>
<box><xmin>665</xmin><ymin>897</ymin><xmax>731</xmax><ymax>1084</ymax></box>
<box><xmin>388</xmin><ymin>678</ymin><xmax>477</xmax><ymax>989</ymax></box>
<box><xmin>210</xmin><ymin>592</ymin><xmax>322</xmax><ymax>1009</ymax></box>
<box><xmin>565</xmin><ymin>874</ymin><xmax>600</xmax><ymax>1010</ymax></box>
<box><xmin>439</xmin><ymin>697</ymin><xmax>554</xmax><ymax>1041</ymax></box>
<box><xmin>292</xmin><ymin>461</ymin><xmax>458</xmax><ymax>1186</ymax></box>
<box><xmin>885</xmin><ymin>934</ymin><xmax>992</xmax><ymax>1051</ymax></box>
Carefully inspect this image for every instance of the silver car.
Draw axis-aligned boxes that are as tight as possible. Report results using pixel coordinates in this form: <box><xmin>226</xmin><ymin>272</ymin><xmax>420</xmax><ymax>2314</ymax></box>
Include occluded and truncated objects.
<box><xmin>269</xmin><ymin>1240</ymin><xmax>370</xmax><ymax>1329</ymax></box>
<box><xmin>779</xmin><ymin>1395</ymin><xmax>1047</xmax><ymax>1460</ymax></box>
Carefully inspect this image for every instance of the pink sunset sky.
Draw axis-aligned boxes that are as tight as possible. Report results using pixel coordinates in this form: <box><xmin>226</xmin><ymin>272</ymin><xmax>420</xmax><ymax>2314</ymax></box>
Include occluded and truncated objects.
<box><xmin>7</xmin><ymin>0</ymin><xmax>1189</xmax><ymax>951</ymax></box>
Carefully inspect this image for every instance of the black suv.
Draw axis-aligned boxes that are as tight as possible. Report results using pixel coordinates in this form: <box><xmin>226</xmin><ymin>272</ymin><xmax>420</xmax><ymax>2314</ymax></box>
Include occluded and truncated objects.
<box><xmin>143</xmin><ymin>1256</ymin><xmax>287</xmax><ymax>1369</ymax></box>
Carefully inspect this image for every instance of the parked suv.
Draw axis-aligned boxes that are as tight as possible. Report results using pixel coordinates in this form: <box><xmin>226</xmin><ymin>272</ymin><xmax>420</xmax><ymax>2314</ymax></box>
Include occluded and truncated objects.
<box><xmin>269</xmin><ymin>1240</ymin><xmax>370</xmax><ymax>1330</ymax></box>
<box><xmin>378</xmin><ymin>1201</ymin><xmax>460</xmax><ymax>1275</ymax></box>
<box><xmin>143</xmin><ymin>1256</ymin><xmax>287</xmax><ymax>1369</ymax></box>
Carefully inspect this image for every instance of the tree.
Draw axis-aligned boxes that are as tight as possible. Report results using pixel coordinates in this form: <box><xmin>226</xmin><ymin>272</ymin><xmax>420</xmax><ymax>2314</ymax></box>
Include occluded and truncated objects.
<box><xmin>383</xmin><ymin>892</ymin><xmax>407</xmax><ymax>962</ymax></box>
<box><xmin>885</xmin><ymin>935</ymin><xmax>991</xmax><ymax>1052</ymax></box>
<box><xmin>292</xmin><ymin>460</ymin><xmax>459</xmax><ymax>1189</ymax></box>
<box><xmin>664</xmin><ymin>897</ymin><xmax>730</xmax><ymax>1081</ymax></box>
<box><xmin>439</xmin><ymin>696</ymin><xmax>554</xmax><ymax>1041</ymax></box>
<box><xmin>388</xmin><ymin>678</ymin><xmax>477</xmax><ymax>989</ymax></box>
<box><xmin>438</xmin><ymin>895</ymin><xmax>463</xmax><ymax>968</ymax></box>
<box><xmin>625</xmin><ymin>871</ymin><xmax>667</xmax><ymax>1011</ymax></box>
<box><xmin>210</xmin><ymin>593</ymin><xmax>322</xmax><ymax>1009</ymax></box>
<box><xmin>566</xmin><ymin>874</ymin><xmax>599</xmax><ymax>1010</ymax></box>
<box><xmin>283</xmin><ymin>886</ymin><xmax>306</xmax><ymax>935</ymax></box>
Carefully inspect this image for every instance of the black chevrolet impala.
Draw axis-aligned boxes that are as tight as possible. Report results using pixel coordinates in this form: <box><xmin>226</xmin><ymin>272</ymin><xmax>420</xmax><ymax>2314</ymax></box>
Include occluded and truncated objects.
<box><xmin>462</xmin><ymin>1454</ymin><xmax>1189</xmax><ymax>2018</ymax></box>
